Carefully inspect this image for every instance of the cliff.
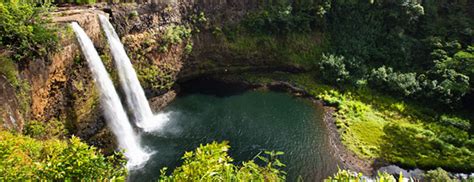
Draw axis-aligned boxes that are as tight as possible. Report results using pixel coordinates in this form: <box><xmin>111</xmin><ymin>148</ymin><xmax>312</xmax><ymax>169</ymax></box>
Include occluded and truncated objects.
<box><xmin>0</xmin><ymin>1</ymin><xmax>304</xmax><ymax>150</ymax></box>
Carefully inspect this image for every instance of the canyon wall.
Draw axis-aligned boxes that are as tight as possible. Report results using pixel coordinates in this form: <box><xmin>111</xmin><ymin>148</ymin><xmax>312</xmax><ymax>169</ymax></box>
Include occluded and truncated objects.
<box><xmin>0</xmin><ymin>0</ymin><xmax>293</xmax><ymax>149</ymax></box>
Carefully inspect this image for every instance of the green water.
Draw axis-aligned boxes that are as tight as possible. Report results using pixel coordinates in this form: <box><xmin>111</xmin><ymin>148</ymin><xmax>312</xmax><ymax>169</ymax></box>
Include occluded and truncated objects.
<box><xmin>129</xmin><ymin>90</ymin><xmax>338</xmax><ymax>181</ymax></box>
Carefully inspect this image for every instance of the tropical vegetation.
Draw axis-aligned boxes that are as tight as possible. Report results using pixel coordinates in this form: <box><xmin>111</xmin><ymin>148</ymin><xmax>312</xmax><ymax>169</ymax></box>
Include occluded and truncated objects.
<box><xmin>0</xmin><ymin>0</ymin><xmax>473</xmax><ymax>180</ymax></box>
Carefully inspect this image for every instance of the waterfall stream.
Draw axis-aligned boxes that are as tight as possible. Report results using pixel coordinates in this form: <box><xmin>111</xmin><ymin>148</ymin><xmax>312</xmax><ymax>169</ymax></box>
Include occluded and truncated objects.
<box><xmin>71</xmin><ymin>22</ymin><xmax>149</xmax><ymax>169</ymax></box>
<box><xmin>99</xmin><ymin>14</ymin><xmax>170</xmax><ymax>132</ymax></box>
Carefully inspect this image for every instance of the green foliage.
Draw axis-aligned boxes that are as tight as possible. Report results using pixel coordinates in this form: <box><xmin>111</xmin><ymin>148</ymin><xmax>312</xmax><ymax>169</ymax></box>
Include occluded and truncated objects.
<box><xmin>317</xmin><ymin>89</ymin><xmax>384</xmax><ymax>158</ymax></box>
<box><xmin>325</xmin><ymin>169</ymin><xmax>398</xmax><ymax>182</ymax></box>
<box><xmin>324</xmin><ymin>1</ymin><xmax>473</xmax><ymax>106</ymax></box>
<box><xmin>52</xmin><ymin>0</ymin><xmax>96</xmax><ymax>4</ymax></box>
<box><xmin>190</xmin><ymin>11</ymin><xmax>208</xmax><ymax>32</ymax></box>
<box><xmin>159</xmin><ymin>141</ymin><xmax>286</xmax><ymax>181</ymax></box>
<box><xmin>160</xmin><ymin>25</ymin><xmax>192</xmax><ymax>53</ymax></box>
<box><xmin>136</xmin><ymin>65</ymin><xmax>175</xmax><ymax>91</ymax></box>
<box><xmin>420</xmin><ymin>42</ymin><xmax>472</xmax><ymax>104</ymax></box>
<box><xmin>128</xmin><ymin>10</ymin><xmax>139</xmax><ymax>19</ymax></box>
<box><xmin>223</xmin><ymin>32</ymin><xmax>324</xmax><ymax>68</ymax></box>
<box><xmin>325</xmin><ymin>168</ymin><xmax>363</xmax><ymax>182</ymax></box>
<box><xmin>0</xmin><ymin>56</ymin><xmax>31</xmax><ymax>115</ymax></box>
<box><xmin>381</xmin><ymin>123</ymin><xmax>473</xmax><ymax>171</ymax></box>
<box><xmin>439</xmin><ymin>115</ymin><xmax>471</xmax><ymax>131</ymax></box>
<box><xmin>0</xmin><ymin>56</ymin><xmax>20</xmax><ymax>86</ymax></box>
<box><xmin>23</xmin><ymin>119</ymin><xmax>68</xmax><ymax>139</ymax></box>
<box><xmin>318</xmin><ymin>54</ymin><xmax>350</xmax><ymax>84</ymax></box>
<box><xmin>423</xmin><ymin>168</ymin><xmax>456</xmax><ymax>182</ymax></box>
<box><xmin>0</xmin><ymin>131</ymin><xmax>126</xmax><ymax>180</ymax></box>
<box><xmin>72</xmin><ymin>0</ymin><xmax>96</xmax><ymax>4</ymax></box>
<box><xmin>0</xmin><ymin>1</ymin><xmax>58</xmax><ymax>63</ymax></box>
<box><xmin>241</xmin><ymin>0</ymin><xmax>329</xmax><ymax>35</ymax></box>
<box><xmin>219</xmin><ymin>0</ymin><xmax>473</xmax><ymax>106</ymax></box>
<box><xmin>369</xmin><ymin>66</ymin><xmax>420</xmax><ymax>96</ymax></box>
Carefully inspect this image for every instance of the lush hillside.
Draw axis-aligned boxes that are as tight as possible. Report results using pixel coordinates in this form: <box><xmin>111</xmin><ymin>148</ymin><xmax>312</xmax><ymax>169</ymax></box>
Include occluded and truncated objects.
<box><xmin>219</xmin><ymin>0</ymin><xmax>473</xmax><ymax>172</ymax></box>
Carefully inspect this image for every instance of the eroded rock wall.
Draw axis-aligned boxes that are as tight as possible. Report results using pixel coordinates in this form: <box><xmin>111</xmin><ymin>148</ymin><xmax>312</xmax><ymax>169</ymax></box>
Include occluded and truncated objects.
<box><xmin>0</xmin><ymin>1</ymin><xmax>282</xmax><ymax>150</ymax></box>
<box><xmin>0</xmin><ymin>8</ymin><xmax>116</xmax><ymax>150</ymax></box>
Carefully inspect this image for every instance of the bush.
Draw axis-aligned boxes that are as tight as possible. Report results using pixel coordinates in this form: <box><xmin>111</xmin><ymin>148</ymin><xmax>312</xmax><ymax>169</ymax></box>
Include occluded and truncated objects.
<box><xmin>0</xmin><ymin>131</ymin><xmax>126</xmax><ymax>180</ymax></box>
<box><xmin>369</xmin><ymin>66</ymin><xmax>421</xmax><ymax>96</ymax></box>
<box><xmin>136</xmin><ymin>65</ymin><xmax>175</xmax><ymax>91</ymax></box>
<box><xmin>159</xmin><ymin>141</ymin><xmax>286</xmax><ymax>181</ymax></box>
<box><xmin>23</xmin><ymin>119</ymin><xmax>68</xmax><ymax>139</ymax></box>
<box><xmin>318</xmin><ymin>54</ymin><xmax>350</xmax><ymax>85</ymax></box>
<box><xmin>325</xmin><ymin>169</ymin><xmax>399</xmax><ymax>182</ymax></box>
<box><xmin>423</xmin><ymin>168</ymin><xmax>455</xmax><ymax>182</ymax></box>
<box><xmin>0</xmin><ymin>1</ymin><xmax>58</xmax><ymax>63</ymax></box>
<box><xmin>439</xmin><ymin>115</ymin><xmax>471</xmax><ymax>131</ymax></box>
<box><xmin>159</xmin><ymin>25</ymin><xmax>192</xmax><ymax>52</ymax></box>
<box><xmin>420</xmin><ymin>72</ymin><xmax>470</xmax><ymax>105</ymax></box>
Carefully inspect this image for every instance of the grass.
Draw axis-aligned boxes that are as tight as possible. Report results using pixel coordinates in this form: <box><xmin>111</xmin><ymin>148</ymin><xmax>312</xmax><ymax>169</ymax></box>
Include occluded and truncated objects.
<box><xmin>234</xmin><ymin>72</ymin><xmax>473</xmax><ymax>171</ymax></box>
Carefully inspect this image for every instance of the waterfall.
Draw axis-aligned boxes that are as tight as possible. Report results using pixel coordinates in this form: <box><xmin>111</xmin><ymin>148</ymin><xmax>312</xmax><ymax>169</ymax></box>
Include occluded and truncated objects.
<box><xmin>71</xmin><ymin>22</ymin><xmax>149</xmax><ymax>168</ymax></box>
<box><xmin>99</xmin><ymin>14</ymin><xmax>169</xmax><ymax>132</ymax></box>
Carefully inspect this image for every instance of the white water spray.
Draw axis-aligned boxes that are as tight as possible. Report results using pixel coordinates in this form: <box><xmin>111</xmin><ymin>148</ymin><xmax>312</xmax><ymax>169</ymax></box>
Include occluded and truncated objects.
<box><xmin>99</xmin><ymin>15</ymin><xmax>170</xmax><ymax>132</ymax></box>
<box><xmin>71</xmin><ymin>22</ymin><xmax>149</xmax><ymax>168</ymax></box>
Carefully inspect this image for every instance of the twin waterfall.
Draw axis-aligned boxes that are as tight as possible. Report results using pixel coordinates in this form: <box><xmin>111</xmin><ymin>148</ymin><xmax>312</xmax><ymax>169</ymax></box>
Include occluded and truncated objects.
<box><xmin>71</xmin><ymin>15</ymin><xmax>169</xmax><ymax>168</ymax></box>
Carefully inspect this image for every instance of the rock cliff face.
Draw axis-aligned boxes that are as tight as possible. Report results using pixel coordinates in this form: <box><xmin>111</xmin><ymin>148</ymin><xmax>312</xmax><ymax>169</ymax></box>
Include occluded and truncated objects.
<box><xmin>0</xmin><ymin>1</ymin><xmax>283</xmax><ymax>150</ymax></box>
<box><xmin>0</xmin><ymin>76</ymin><xmax>24</xmax><ymax>131</ymax></box>
<box><xmin>0</xmin><ymin>8</ymin><xmax>116</xmax><ymax>149</ymax></box>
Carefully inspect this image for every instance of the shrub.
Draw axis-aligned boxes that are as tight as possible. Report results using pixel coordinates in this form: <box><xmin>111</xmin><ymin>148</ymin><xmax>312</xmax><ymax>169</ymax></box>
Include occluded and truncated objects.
<box><xmin>423</xmin><ymin>168</ymin><xmax>455</xmax><ymax>182</ymax></box>
<box><xmin>369</xmin><ymin>66</ymin><xmax>421</xmax><ymax>97</ymax></box>
<box><xmin>0</xmin><ymin>1</ymin><xmax>58</xmax><ymax>63</ymax></box>
<box><xmin>160</xmin><ymin>25</ymin><xmax>192</xmax><ymax>52</ymax></box>
<box><xmin>23</xmin><ymin>120</ymin><xmax>46</xmax><ymax>138</ymax></box>
<box><xmin>325</xmin><ymin>169</ymin><xmax>398</xmax><ymax>182</ymax></box>
<box><xmin>159</xmin><ymin>141</ymin><xmax>286</xmax><ymax>181</ymax></box>
<box><xmin>439</xmin><ymin>115</ymin><xmax>471</xmax><ymax>131</ymax></box>
<box><xmin>318</xmin><ymin>54</ymin><xmax>350</xmax><ymax>85</ymax></box>
<box><xmin>136</xmin><ymin>65</ymin><xmax>175</xmax><ymax>91</ymax></box>
<box><xmin>421</xmin><ymin>69</ymin><xmax>470</xmax><ymax>105</ymax></box>
<box><xmin>0</xmin><ymin>131</ymin><xmax>126</xmax><ymax>180</ymax></box>
<box><xmin>23</xmin><ymin>119</ymin><xmax>68</xmax><ymax>139</ymax></box>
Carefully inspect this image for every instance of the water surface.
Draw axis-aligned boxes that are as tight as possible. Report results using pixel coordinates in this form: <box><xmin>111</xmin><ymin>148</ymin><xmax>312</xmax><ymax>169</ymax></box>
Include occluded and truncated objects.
<box><xmin>130</xmin><ymin>90</ymin><xmax>338</xmax><ymax>181</ymax></box>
